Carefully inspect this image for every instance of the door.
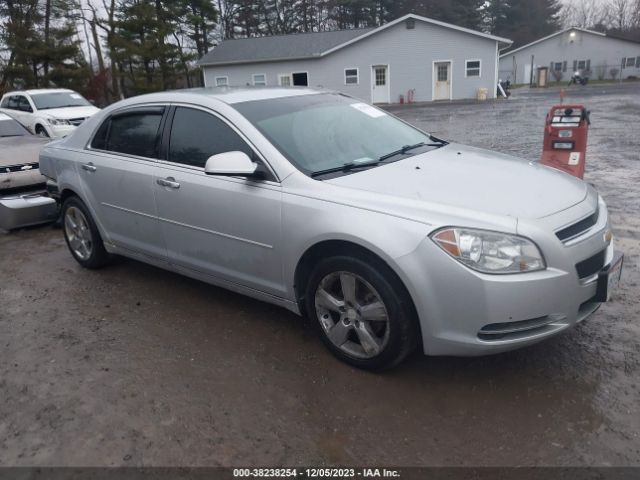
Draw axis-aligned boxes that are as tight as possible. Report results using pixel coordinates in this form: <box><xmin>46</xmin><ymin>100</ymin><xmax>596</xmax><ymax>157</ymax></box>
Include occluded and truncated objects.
<box><xmin>523</xmin><ymin>64</ymin><xmax>531</xmax><ymax>85</ymax></box>
<box><xmin>80</xmin><ymin>107</ymin><xmax>166</xmax><ymax>258</ymax></box>
<box><xmin>10</xmin><ymin>95</ymin><xmax>33</xmax><ymax>129</ymax></box>
<box><xmin>371</xmin><ymin>65</ymin><xmax>389</xmax><ymax>103</ymax></box>
<box><xmin>433</xmin><ymin>62</ymin><xmax>451</xmax><ymax>100</ymax></box>
<box><xmin>153</xmin><ymin>106</ymin><xmax>284</xmax><ymax>296</ymax></box>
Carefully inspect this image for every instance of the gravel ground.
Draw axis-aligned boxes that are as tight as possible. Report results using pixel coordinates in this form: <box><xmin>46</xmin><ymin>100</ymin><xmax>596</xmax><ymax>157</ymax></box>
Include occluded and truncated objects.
<box><xmin>0</xmin><ymin>83</ymin><xmax>639</xmax><ymax>467</ymax></box>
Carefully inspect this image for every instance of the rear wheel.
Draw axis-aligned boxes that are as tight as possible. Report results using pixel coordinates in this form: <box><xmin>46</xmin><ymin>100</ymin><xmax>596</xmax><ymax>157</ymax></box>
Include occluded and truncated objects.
<box><xmin>62</xmin><ymin>196</ymin><xmax>110</xmax><ymax>269</ymax></box>
<box><xmin>305</xmin><ymin>255</ymin><xmax>418</xmax><ymax>370</ymax></box>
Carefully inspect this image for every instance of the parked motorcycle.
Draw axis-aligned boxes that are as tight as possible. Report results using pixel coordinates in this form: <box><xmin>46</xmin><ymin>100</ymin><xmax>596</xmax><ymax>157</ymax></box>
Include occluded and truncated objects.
<box><xmin>568</xmin><ymin>72</ymin><xmax>589</xmax><ymax>86</ymax></box>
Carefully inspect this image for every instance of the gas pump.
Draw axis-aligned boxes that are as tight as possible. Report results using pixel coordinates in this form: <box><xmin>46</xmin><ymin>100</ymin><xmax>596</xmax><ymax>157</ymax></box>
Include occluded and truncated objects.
<box><xmin>541</xmin><ymin>105</ymin><xmax>590</xmax><ymax>179</ymax></box>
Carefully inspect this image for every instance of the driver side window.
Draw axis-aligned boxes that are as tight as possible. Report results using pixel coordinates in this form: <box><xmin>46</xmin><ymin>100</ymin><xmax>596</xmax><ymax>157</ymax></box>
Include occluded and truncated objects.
<box><xmin>168</xmin><ymin>107</ymin><xmax>255</xmax><ymax>169</ymax></box>
<box><xmin>17</xmin><ymin>96</ymin><xmax>32</xmax><ymax>112</ymax></box>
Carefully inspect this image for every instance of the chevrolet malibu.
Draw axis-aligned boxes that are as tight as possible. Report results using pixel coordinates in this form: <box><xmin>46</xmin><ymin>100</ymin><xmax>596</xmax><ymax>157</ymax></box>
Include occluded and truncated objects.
<box><xmin>39</xmin><ymin>88</ymin><xmax>623</xmax><ymax>370</ymax></box>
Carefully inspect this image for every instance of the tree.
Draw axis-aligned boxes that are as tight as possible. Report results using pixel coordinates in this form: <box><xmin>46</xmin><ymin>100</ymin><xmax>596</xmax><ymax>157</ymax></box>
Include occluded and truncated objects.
<box><xmin>492</xmin><ymin>0</ymin><xmax>561</xmax><ymax>48</ymax></box>
<box><xmin>0</xmin><ymin>0</ymin><xmax>89</xmax><ymax>91</ymax></box>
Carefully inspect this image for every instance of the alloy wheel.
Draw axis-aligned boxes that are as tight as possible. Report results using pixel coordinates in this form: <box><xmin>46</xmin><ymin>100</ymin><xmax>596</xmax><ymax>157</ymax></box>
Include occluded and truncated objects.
<box><xmin>64</xmin><ymin>206</ymin><xmax>93</xmax><ymax>260</ymax></box>
<box><xmin>314</xmin><ymin>271</ymin><xmax>390</xmax><ymax>359</ymax></box>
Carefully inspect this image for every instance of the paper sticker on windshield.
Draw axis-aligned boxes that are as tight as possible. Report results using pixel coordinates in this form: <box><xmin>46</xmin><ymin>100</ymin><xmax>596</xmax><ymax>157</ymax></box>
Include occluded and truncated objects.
<box><xmin>70</xmin><ymin>93</ymin><xmax>82</xmax><ymax>99</ymax></box>
<box><xmin>350</xmin><ymin>103</ymin><xmax>387</xmax><ymax>118</ymax></box>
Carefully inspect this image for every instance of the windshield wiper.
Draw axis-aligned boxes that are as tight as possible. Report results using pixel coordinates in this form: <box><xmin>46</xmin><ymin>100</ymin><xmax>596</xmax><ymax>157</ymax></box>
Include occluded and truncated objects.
<box><xmin>310</xmin><ymin>160</ymin><xmax>382</xmax><ymax>178</ymax></box>
<box><xmin>377</xmin><ymin>141</ymin><xmax>446</xmax><ymax>162</ymax></box>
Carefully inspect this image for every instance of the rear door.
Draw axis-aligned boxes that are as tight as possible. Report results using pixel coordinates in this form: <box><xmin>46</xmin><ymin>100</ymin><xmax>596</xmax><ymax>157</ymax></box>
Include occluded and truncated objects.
<box><xmin>80</xmin><ymin>106</ymin><xmax>166</xmax><ymax>259</ymax></box>
<box><xmin>8</xmin><ymin>95</ymin><xmax>32</xmax><ymax>128</ymax></box>
<box><xmin>153</xmin><ymin>105</ymin><xmax>284</xmax><ymax>297</ymax></box>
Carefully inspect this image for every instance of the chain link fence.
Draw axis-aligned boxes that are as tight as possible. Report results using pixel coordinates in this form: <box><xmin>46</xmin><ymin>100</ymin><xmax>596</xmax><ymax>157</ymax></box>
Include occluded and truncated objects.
<box><xmin>500</xmin><ymin>57</ymin><xmax>640</xmax><ymax>85</ymax></box>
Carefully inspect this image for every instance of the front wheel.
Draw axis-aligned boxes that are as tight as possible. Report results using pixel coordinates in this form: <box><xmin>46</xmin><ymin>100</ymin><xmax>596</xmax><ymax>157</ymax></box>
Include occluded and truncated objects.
<box><xmin>35</xmin><ymin>125</ymin><xmax>50</xmax><ymax>138</ymax></box>
<box><xmin>304</xmin><ymin>255</ymin><xmax>418</xmax><ymax>370</ymax></box>
<box><xmin>62</xmin><ymin>196</ymin><xmax>110</xmax><ymax>269</ymax></box>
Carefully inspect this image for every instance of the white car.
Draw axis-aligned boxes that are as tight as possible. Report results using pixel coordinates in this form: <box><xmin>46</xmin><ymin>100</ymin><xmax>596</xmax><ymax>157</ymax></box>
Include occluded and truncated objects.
<box><xmin>0</xmin><ymin>88</ymin><xmax>100</xmax><ymax>138</ymax></box>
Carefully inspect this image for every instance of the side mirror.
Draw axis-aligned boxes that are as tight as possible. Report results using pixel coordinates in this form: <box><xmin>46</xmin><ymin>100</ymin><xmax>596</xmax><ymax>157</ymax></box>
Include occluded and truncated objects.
<box><xmin>204</xmin><ymin>151</ymin><xmax>259</xmax><ymax>177</ymax></box>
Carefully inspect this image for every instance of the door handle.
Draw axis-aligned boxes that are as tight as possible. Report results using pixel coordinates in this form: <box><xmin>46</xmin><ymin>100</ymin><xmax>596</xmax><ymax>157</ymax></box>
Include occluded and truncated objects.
<box><xmin>81</xmin><ymin>162</ymin><xmax>97</xmax><ymax>172</ymax></box>
<box><xmin>157</xmin><ymin>177</ymin><xmax>180</xmax><ymax>189</ymax></box>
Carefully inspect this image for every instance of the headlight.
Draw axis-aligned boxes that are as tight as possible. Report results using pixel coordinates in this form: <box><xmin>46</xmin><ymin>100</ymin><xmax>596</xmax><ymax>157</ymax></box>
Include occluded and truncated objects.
<box><xmin>431</xmin><ymin>227</ymin><xmax>545</xmax><ymax>274</ymax></box>
<box><xmin>48</xmin><ymin>118</ymin><xmax>70</xmax><ymax>126</ymax></box>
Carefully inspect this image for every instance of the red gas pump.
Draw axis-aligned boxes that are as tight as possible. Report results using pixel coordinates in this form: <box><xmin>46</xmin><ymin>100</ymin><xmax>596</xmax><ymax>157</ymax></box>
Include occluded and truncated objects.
<box><xmin>541</xmin><ymin>104</ymin><xmax>590</xmax><ymax>179</ymax></box>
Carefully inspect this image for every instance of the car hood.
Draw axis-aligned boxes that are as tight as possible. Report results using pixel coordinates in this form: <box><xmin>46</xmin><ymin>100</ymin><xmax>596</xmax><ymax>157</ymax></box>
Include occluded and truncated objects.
<box><xmin>324</xmin><ymin>143</ymin><xmax>588</xmax><ymax>219</ymax></box>
<box><xmin>38</xmin><ymin>105</ymin><xmax>100</xmax><ymax>119</ymax></box>
<box><xmin>0</xmin><ymin>136</ymin><xmax>49</xmax><ymax>166</ymax></box>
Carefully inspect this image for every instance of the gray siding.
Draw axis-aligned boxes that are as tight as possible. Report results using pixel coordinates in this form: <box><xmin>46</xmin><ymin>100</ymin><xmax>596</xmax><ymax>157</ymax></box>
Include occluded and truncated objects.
<box><xmin>203</xmin><ymin>20</ymin><xmax>500</xmax><ymax>103</ymax></box>
<box><xmin>499</xmin><ymin>30</ymin><xmax>640</xmax><ymax>84</ymax></box>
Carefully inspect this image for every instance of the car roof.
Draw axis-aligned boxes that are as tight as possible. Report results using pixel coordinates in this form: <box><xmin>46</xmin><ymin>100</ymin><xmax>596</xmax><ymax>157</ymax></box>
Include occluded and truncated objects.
<box><xmin>119</xmin><ymin>86</ymin><xmax>326</xmax><ymax>106</ymax></box>
<box><xmin>2</xmin><ymin>88</ymin><xmax>74</xmax><ymax>97</ymax></box>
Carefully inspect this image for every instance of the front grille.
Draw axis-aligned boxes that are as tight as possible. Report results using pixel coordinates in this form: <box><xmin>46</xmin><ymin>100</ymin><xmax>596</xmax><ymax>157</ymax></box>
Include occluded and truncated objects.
<box><xmin>556</xmin><ymin>206</ymin><xmax>599</xmax><ymax>242</ymax></box>
<box><xmin>575</xmin><ymin>249</ymin><xmax>606</xmax><ymax>279</ymax></box>
<box><xmin>1</xmin><ymin>162</ymin><xmax>39</xmax><ymax>174</ymax></box>
<box><xmin>68</xmin><ymin>117</ymin><xmax>86</xmax><ymax>126</ymax></box>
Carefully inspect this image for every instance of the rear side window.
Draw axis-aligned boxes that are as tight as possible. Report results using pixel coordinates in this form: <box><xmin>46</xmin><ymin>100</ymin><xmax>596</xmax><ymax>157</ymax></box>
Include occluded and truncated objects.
<box><xmin>168</xmin><ymin>107</ymin><xmax>253</xmax><ymax>168</ymax></box>
<box><xmin>0</xmin><ymin>97</ymin><xmax>9</xmax><ymax>108</ymax></box>
<box><xmin>91</xmin><ymin>109</ymin><xmax>164</xmax><ymax>158</ymax></box>
<box><xmin>7</xmin><ymin>96</ymin><xmax>20</xmax><ymax>110</ymax></box>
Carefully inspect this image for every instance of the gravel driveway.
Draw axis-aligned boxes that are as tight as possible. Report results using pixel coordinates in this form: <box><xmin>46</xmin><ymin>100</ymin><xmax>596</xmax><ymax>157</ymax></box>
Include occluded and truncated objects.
<box><xmin>1</xmin><ymin>83</ymin><xmax>638</xmax><ymax>467</ymax></box>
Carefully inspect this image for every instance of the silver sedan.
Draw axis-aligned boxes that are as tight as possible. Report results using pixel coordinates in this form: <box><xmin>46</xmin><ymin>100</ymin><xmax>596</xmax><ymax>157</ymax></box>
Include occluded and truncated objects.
<box><xmin>39</xmin><ymin>88</ymin><xmax>623</xmax><ymax>369</ymax></box>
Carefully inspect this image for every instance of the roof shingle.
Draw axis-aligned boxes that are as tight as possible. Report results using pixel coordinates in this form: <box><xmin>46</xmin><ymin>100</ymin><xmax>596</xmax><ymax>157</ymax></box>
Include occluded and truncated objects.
<box><xmin>198</xmin><ymin>28</ymin><xmax>374</xmax><ymax>66</ymax></box>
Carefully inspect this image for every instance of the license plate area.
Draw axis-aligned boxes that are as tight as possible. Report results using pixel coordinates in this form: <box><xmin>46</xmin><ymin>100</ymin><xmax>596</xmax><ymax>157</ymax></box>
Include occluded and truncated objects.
<box><xmin>594</xmin><ymin>251</ymin><xmax>624</xmax><ymax>302</ymax></box>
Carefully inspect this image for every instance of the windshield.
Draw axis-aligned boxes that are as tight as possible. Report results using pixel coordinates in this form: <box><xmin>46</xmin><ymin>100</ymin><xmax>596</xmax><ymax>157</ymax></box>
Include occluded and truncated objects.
<box><xmin>234</xmin><ymin>93</ymin><xmax>435</xmax><ymax>176</ymax></box>
<box><xmin>30</xmin><ymin>91</ymin><xmax>91</xmax><ymax>110</ymax></box>
<box><xmin>0</xmin><ymin>116</ymin><xmax>29</xmax><ymax>137</ymax></box>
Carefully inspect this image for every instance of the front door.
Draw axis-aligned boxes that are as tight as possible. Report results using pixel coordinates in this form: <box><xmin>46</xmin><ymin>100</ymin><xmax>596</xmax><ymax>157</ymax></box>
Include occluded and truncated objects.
<box><xmin>371</xmin><ymin>65</ymin><xmax>389</xmax><ymax>104</ymax></box>
<box><xmin>433</xmin><ymin>62</ymin><xmax>451</xmax><ymax>100</ymax></box>
<box><xmin>153</xmin><ymin>106</ymin><xmax>284</xmax><ymax>297</ymax></box>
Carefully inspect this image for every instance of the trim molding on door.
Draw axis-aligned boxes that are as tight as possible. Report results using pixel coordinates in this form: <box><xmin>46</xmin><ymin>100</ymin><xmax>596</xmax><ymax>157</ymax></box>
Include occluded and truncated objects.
<box><xmin>102</xmin><ymin>202</ymin><xmax>273</xmax><ymax>249</ymax></box>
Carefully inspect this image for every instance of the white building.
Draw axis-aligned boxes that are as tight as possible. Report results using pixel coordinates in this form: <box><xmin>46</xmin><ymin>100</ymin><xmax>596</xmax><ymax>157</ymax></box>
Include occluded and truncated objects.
<box><xmin>499</xmin><ymin>27</ymin><xmax>640</xmax><ymax>84</ymax></box>
<box><xmin>198</xmin><ymin>14</ymin><xmax>512</xmax><ymax>103</ymax></box>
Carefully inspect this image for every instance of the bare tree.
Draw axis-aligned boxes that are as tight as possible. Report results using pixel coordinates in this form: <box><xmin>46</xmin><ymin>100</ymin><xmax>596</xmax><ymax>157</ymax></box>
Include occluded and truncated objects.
<box><xmin>610</xmin><ymin>0</ymin><xmax>633</xmax><ymax>29</ymax></box>
<box><xmin>559</xmin><ymin>0</ymin><xmax>608</xmax><ymax>28</ymax></box>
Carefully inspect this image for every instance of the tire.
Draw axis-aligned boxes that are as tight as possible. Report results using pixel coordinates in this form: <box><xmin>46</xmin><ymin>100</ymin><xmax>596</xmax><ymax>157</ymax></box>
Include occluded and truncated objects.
<box><xmin>304</xmin><ymin>255</ymin><xmax>418</xmax><ymax>370</ymax></box>
<box><xmin>61</xmin><ymin>196</ymin><xmax>110</xmax><ymax>269</ymax></box>
<box><xmin>35</xmin><ymin>125</ymin><xmax>50</xmax><ymax>138</ymax></box>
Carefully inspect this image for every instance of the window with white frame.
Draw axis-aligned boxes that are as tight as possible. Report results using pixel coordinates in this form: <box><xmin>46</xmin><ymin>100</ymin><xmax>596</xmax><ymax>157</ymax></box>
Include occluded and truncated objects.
<box><xmin>278</xmin><ymin>74</ymin><xmax>291</xmax><ymax>86</ymax></box>
<box><xmin>344</xmin><ymin>68</ymin><xmax>359</xmax><ymax>85</ymax></box>
<box><xmin>252</xmin><ymin>73</ymin><xmax>267</xmax><ymax>86</ymax></box>
<box><xmin>624</xmin><ymin>57</ymin><xmax>635</xmax><ymax>67</ymax></box>
<box><xmin>465</xmin><ymin>60</ymin><xmax>481</xmax><ymax>77</ymax></box>
<box><xmin>215</xmin><ymin>76</ymin><xmax>228</xmax><ymax>87</ymax></box>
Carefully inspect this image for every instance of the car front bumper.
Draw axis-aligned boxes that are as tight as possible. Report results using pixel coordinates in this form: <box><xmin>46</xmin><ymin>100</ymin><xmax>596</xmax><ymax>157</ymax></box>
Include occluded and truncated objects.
<box><xmin>46</xmin><ymin>124</ymin><xmax>77</xmax><ymax>138</ymax></box>
<box><xmin>395</xmin><ymin>197</ymin><xmax>617</xmax><ymax>356</ymax></box>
